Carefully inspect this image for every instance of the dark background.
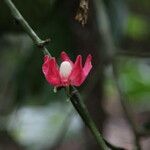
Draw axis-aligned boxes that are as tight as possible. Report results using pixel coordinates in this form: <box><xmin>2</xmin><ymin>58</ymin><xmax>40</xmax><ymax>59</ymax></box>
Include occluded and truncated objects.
<box><xmin>0</xmin><ymin>0</ymin><xmax>150</xmax><ymax>149</ymax></box>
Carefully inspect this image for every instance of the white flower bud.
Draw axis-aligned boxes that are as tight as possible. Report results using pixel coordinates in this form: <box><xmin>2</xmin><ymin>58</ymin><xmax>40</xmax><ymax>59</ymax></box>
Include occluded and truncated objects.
<box><xmin>59</xmin><ymin>61</ymin><xmax>72</xmax><ymax>78</ymax></box>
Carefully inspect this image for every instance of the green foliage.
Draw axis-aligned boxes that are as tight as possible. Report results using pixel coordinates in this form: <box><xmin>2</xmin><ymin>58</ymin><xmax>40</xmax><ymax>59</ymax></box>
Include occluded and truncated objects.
<box><xmin>126</xmin><ymin>14</ymin><xmax>149</xmax><ymax>40</ymax></box>
<box><xmin>105</xmin><ymin>58</ymin><xmax>150</xmax><ymax>104</ymax></box>
<box><xmin>119</xmin><ymin>58</ymin><xmax>150</xmax><ymax>102</ymax></box>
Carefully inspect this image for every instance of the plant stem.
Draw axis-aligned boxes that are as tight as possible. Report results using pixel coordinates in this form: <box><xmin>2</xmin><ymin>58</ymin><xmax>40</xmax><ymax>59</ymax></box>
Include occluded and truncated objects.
<box><xmin>68</xmin><ymin>86</ymin><xmax>108</xmax><ymax>150</ymax></box>
<box><xmin>3</xmin><ymin>0</ymin><xmax>51</xmax><ymax>56</ymax></box>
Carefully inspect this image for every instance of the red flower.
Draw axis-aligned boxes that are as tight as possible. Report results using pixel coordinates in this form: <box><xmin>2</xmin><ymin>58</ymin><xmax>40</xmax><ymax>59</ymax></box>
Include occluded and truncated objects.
<box><xmin>42</xmin><ymin>51</ymin><xmax>92</xmax><ymax>87</ymax></box>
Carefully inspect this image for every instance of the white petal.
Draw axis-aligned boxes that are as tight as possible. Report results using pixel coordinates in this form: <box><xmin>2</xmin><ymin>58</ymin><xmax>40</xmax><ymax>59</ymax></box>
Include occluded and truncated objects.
<box><xmin>59</xmin><ymin>61</ymin><xmax>72</xmax><ymax>78</ymax></box>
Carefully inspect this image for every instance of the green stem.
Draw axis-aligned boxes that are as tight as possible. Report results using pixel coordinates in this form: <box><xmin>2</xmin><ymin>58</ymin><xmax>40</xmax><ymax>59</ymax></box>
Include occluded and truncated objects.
<box><xmin>3</xmin><ymin>0</ymin><xmax>51</xmax><ymax>56</ymax></box>
<box><xmin>68</xmin><ymin>86</ymin><xmax>108</xmax><ymax>150</ymax></box>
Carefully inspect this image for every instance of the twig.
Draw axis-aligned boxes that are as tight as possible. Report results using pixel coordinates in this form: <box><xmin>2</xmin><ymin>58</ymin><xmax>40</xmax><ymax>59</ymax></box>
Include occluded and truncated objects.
<box><xmin>4</xmin><ymin>0</ymin><xmax>51</xmax><ymax>56</ymax></box>
<box><xmin>69</xmin><ymin>86</ymin><xmax>125</xmax><ymax>150</ymax></box>
<box><xmin>68</xmin><ymin>86</ymin><xmax>108</xmax><ymax>150</ymax></box>
<box><xmin>4</xmin><ymin>0</ymin><xmax>108</xmax><ymax>149</ymax></box>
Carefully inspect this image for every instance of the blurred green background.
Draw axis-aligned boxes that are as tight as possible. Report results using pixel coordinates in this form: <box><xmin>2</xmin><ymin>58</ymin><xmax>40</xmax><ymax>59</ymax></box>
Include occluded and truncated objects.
<box><xmin>0</xmin><ymin>0</ymin><xmax>150</xmax><ymax>149</ymax></box>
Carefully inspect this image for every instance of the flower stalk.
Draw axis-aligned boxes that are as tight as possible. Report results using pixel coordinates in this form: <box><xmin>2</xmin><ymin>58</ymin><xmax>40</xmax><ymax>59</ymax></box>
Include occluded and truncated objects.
<box><xmin>67</xmin><ymin>86</ymin><xmax>108</xmax><ymax>150</ymax></box>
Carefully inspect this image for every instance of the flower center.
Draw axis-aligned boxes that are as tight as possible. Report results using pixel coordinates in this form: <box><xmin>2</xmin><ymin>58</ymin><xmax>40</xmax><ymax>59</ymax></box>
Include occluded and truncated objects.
<box><xmin>59</xmin><ymin>61</ymin><xmax>72</xmax><ymax>78</ymax></box>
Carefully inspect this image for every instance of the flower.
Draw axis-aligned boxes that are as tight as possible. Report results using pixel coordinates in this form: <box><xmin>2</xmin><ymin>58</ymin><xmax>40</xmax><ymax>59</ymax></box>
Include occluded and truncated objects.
<box><xmin>42</xmin><ymin>51</ymin><xmax>92</xmax><ymax>87</ymax></box>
